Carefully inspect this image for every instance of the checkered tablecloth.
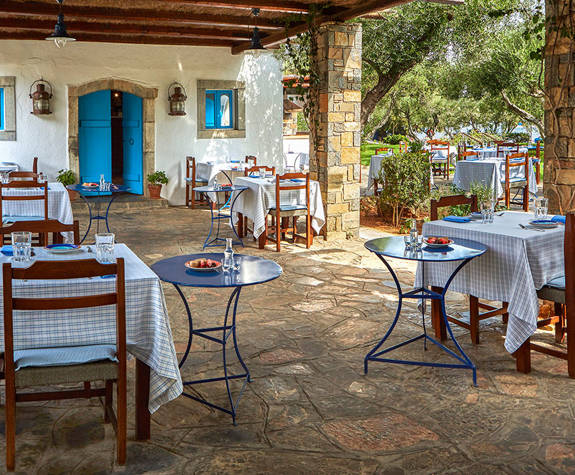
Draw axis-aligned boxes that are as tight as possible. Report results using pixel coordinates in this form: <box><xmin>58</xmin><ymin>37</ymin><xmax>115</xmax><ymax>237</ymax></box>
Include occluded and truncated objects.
<box><xmin>453</xmin><ymin>159</ymin><xmax>538</xmax><ymax>199</ymax></box>
<box><xmin>2</xmin><ymin>182</ymin><xmax>73</xmax><ymax>224</ymax></box>
<box><xmin>0</xmin><ymin>244</ymin><xmax>182</xmax><ymax>413</ymax></box>
<box><xmin>417</xmin><ymin>212</ymin><xmax>564</xmax><ymax>353</ymax></box>
<box><xmin>232</xmin><ymin>176</ymin><xmax>325</xmax><ymax>239</ymax></box>
<box><xmin>471</xmin><ymin>147</ymin><xmax>528</xmax><ymax>160</ymax></box>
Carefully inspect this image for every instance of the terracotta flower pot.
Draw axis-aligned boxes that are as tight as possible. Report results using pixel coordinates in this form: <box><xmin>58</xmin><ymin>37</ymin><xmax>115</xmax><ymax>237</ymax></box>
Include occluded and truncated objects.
<box><xmin>148</xmin><ymin>183</ymin><xmax>162</xmax><ymax>199</ymax></box>
<box><xmin>66</xmin><ymin>189</ymin><xmax>79</xmax><ymax>202</ymax></box>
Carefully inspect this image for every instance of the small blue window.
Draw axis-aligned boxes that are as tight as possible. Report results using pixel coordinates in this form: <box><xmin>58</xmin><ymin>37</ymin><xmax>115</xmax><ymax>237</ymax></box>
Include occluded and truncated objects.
<box><xmin>0</xmin><ymin>88</ymin><xmax>4</xmax><ymax>131</ymax></box>
<box><xmin>205</xmin><ymin>89</ymin><xmax>234</xmax><ymax>129</ymax></box>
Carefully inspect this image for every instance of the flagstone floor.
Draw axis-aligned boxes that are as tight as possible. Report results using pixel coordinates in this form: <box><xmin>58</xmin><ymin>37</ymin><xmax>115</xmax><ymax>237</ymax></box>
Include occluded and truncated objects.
<box><xmin>3</xmin><ymin>205</ymin><xmax>575</xmax><ymax>474</ymax></box>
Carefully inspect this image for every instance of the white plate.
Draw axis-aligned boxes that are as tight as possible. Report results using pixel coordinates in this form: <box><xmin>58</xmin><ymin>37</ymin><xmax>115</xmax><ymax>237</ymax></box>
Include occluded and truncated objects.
<box><xmin>528</xmin><ymin>220</ymin><xmax>559</xmax><ymax>229</ymax></box>
<box><xmin>45</xmin><ymin>245</ymin><xmax>84</xmax><ymax>254</ymax></box>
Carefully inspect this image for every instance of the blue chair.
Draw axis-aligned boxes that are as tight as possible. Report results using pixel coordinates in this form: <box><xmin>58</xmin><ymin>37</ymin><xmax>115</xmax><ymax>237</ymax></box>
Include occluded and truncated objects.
<box><xmin>2</xmin><ymin>258</ymin><xmax>127</xmax><ymax>470</ymax></box>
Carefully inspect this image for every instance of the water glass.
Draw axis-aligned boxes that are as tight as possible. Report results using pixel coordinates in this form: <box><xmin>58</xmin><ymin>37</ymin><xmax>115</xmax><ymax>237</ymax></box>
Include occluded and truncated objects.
<box><xmin>403</xmin><ymin>235</ymin><xmax>412</xmax><ymax>250</ymax></box>
<box><xmin>95</xmin><ymin>233</ymin><xmax>115</xmax><ymax>263</ymax></box>
<box><xmin>1</xmin><ymin>172</ymin><xmax>10</xmax><ymax>184</ymax></box>
<box><xmin>37</xmin><ymin>172</ymin><xmax>47</xmax><ymax>183</ymax></box>
<box><xmin>535</xmin><ymin>197</ymin><xmax>548</xmax><ymax>219</ymax></box>
<box><xmin>415</xmin><ymin>235</ymin><xmax>424</xmax><ymax>251</ymax></box>
<box><xmin>11</xmin><ymin>231</ymin><xmax>32</xmax><ymax>263</ymax></box>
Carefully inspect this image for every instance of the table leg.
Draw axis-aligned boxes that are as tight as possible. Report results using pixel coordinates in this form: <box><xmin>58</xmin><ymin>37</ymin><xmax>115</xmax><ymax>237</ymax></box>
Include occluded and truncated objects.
<box><xmin>78</xmin><ymin>194</ymin><xmax>93</xmax><ymax>244</ymax></box>
<box><xmin>258</xmin><ymin>231</ymin><xmax>267</xmax><ymax>249</ymax></box>
<box><xmin>237</xmin><ymin>212</ymin><xmax>244</xmax><ymax>238</ymax></box>
<box><xmin>135</xmin><ymin>359</ymin><xmax>151</xmax><ymax>440</ymax></box>
<box><xmin>514</xmin><ymin>340</ymin><xmax>531</xmax><ymax>374</ymax></box>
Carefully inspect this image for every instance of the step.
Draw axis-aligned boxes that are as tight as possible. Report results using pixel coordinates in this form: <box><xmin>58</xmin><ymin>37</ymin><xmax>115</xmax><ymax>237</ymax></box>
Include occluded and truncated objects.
<box><xmin>71</xmin><ymin>194</ymin><xmax>169</xmax><ymax>214</ymax></box>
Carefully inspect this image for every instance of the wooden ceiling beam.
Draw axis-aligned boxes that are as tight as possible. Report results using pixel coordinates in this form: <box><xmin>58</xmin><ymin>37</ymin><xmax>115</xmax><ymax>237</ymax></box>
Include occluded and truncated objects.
<box><xmin>0</xmin><ymin>18</ymin><xmax>254</xmax><ymax>40</ymax></box>
<box><xmin>231</xmin><ymin>0</ymin><xmax>410</xmax><ymax>54</ymax></box>
<box><xmin>0</xmin><ymin>31</ymin><xmax>236</xmax><ymax>47</ymax></box>
<box><xmin>0</xmin><ymin>1</ymin><xmax>281</xmax><ymax>30</ymax></box>
<box><xmin>158</xmin><ymin>0</ymin><xmax>310</xmax><ymax>13</ymax></box>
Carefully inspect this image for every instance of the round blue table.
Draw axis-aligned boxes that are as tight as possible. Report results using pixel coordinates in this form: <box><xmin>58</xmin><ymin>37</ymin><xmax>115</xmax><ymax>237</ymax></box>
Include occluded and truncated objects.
<box><xmin>194</xmin><ymin>185</ymin><xmax>248</xmax><ymax>249</ymax></box>
<box><xmin>364</xmin><ymin>236</ymin><xmax>487</xmax><ymax>385</ymax></box>
<box><xmin>67</xmin><ymin>184</ymin><xmax>130</xmax><ymax>243</ymax></box>
<box><xmin>151</xmin><ymin>253</ymin><xmax>282</xmax><ymax>424</ymax></box>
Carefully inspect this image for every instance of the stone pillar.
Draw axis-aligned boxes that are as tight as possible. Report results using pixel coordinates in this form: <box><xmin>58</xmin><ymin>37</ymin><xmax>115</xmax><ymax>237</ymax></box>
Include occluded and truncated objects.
<box><xmin>544</xmin><ymin>0</ymin><xmax>575</xmax><ymax>213</ymax></box>
<box><xmin>309</xmin><ymin>22</ymin><xmax>362</xmax><ymax>240</ymax></box>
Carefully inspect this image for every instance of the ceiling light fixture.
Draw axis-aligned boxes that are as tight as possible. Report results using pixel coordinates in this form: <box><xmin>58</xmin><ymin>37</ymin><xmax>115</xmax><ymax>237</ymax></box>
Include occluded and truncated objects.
<box><xmin>45</xmin><ymin>0</ymin><xmax>76</xmax><ymax>48</ymax></box>
<box><xmin>245</xmin><ymin>8</ymin><xmax>269</xmax><ymax>56</ymax></box>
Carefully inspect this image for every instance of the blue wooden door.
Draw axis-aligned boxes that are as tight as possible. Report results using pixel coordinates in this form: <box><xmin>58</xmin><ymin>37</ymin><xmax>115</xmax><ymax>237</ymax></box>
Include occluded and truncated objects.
<box><xmin>122</xmin><ymin>93</ymin><xmax>143</xmax><ymax>195</ymax></box>
<box><xmin>79</xmin><ymin>90</ymin><xmax>112</xmax><ymax>188</ymax></box>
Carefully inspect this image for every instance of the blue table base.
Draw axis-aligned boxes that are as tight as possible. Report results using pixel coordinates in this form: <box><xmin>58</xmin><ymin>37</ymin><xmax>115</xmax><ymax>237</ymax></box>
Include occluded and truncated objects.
<box><xmin>365</xmin><ymin>254</ymin><xmax>477</xmax><ymax>385</ymax></box>
<box><xmin>174</xmin><ymin>284</ymin><xmax>250</xmax><ymax>425</ymax></box>
<box><xmin>200</xmin><ymin>189</ymin><xmax>245</xmax><ymax>250</ymax></box>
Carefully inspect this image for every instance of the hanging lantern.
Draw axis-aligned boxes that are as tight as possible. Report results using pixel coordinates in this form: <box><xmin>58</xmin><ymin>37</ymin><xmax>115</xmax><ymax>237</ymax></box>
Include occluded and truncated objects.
<box><xmin>29</xmin><ymin>79</ymin><xmax>53</xmax><ymax>115</ymax></box>
<box><xmin>245</xmin><ymin>8</ymin><xmax>271</xmax><ymax>57</ymax></box>
<box><xmin>168</xmin><ymin>82</ymin><xmax>187</xmax><ymax>116</ymax></box>
<box><xmin>45</xmin><ymin>0</ymin><xmax>76</xmax><ymax>48</ymax></box>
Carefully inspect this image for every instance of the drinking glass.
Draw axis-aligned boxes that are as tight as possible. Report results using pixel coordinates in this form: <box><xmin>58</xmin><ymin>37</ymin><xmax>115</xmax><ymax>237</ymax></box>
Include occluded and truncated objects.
<box><xmin>38</xmin><ymin>172</ymin><xmax>47</xmax><ymax>183</ymax></box>
<box><xmin>403</xmin><ymin>235</ymin><xmax>412</xmax><ymax>250</ymax></box>
<box><xmin>11</xmin><ymin>231</ymin><xmax>32</xmax><ymax>263</ymax></box>
<box><xmin>539</xmin><ymin>197</ymin><xmax>548</xmax><ymax>219</ymax></box>
<box><xmin>95</xmin><ymin>233</ymin><xmax>115</xmax><ymax>263</ymax></box>
<box><xmin>1</xmin><ymin>172</ymin><xmax>10</xmax><ymax>184</ymax></box>
<box><xmin>481</xmin><ymin>202</ymin><xmax>490</xmax><ymax>224</ymax></box>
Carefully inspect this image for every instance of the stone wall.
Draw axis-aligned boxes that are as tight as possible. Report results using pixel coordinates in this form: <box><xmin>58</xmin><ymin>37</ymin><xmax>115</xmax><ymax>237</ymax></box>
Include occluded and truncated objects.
<box><xmin>544</xmin><ymin>0</ymin><xmax>575</xmax><ymax>212</ymax></box>
<box><xmin>310</xmin><ymin>22</ymin><xmax>362</xmax><ymax>240</ymax></box>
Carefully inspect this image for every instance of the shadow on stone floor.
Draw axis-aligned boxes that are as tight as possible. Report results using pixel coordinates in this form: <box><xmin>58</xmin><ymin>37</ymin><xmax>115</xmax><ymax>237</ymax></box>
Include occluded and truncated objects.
<box><xmin>1</xmin><ymin>206</ymin><xmax>574</xmax><ymax>474</ymax></box>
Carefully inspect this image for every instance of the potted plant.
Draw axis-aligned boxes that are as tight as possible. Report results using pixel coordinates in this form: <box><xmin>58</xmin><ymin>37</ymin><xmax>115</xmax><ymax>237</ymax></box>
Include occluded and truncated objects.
<box><xmin>147</xmin><ymin>170</ymin><xmax>168</xmax><ymax>199</ymax></box>
<box><xmin>57</xmin><ymin>168</ymin><xmax>78</xmax><ymax>201</ymax></box>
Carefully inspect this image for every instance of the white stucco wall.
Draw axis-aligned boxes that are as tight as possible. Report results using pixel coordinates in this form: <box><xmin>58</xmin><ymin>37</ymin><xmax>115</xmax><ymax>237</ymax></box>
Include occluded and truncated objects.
<box><xmin>0</xmin><ymin>40</ymin><xmax>283</xmax><ymax>204</ymax></box>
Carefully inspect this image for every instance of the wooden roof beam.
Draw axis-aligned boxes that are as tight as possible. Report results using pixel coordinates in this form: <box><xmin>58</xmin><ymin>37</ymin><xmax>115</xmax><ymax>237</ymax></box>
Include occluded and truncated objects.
<box><xmin>0</xmin><ymin>31</ymin><xmax>236</xmax><ymax>47</ymax></box>
<box><xmin>0</xmin><ymin>18</ymin><xmax>254</xmax><ymax>40</ymax></box>
<box><xmin>0</xmin><ymin>1</ymin><xmax>281</xmax><ymax>30</ymax></box>
<box><xmin>158</xmin><ymin>0</ymin><xmax>310</xmax><ymax>13</ymax></box>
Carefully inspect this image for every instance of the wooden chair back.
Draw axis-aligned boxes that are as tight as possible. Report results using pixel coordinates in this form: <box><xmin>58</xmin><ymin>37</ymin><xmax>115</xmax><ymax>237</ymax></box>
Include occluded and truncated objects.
<box><xmin>276</xmin><ymin>172</ymin><xmax>310</xmax><ymax>206</ymax></box>
<box><xmin>504</xmin><ymin>152</ymin><xmax>530</xmax><ymax>211</ymax></box>
<box><xmin>244</xmin><ymin>165</ymin><xmax>275</xmax><ymax>177</ymax></box>
<box><xmin>0</xmin><ymin>181</ymin><xmax>48</xmax><ymax>220</ymax></box>
<box><xmin>430</xmin><ymin>194</ymin><xmax>478</xmax><ymax>221</ymax></box>
<box><xmin>33</xmin><ymin>157</ymin><xmax>38</xmax><ymax>175</ymax></box>
<box><xmin>0</xmin><ymin>219</ymin><xmax>80</xmax><ymax>246</ymax></box>
<box><xmin>460</xmin><ymin>151</ymin><xmax>479</xmax><ymax>161</ymax></box>
<box><xmin>245</xmin><ymin>155</ymin><xmax>257</xmax><ymax>166</ymax></box>
<box><xmin>398</xmin><ymin>142</ymin><xmax>408</xmax><ymax>153</ymax></box>
<box><xmin>428</xmin><ymin>140</ymin><xmax>450</xmax><ymax>154</ymax></box>
<box><xmin>497</xmin><ymin>142</ymin><xmax>519</xmax><ymax>157</ymax></box>
<box><xmin>8</xmin><ymin>172</ymin><xmax>39</xmax><ymax>181</ymax></box>
<box><xmin>375</xmin><ymin>147</ymin><xmax>392</xmax><ymax>155</ymax></box>
<box><xmin>186</xmin><ymin>156</ymin><xmax>197</xmax><ymax>183</ymax></box>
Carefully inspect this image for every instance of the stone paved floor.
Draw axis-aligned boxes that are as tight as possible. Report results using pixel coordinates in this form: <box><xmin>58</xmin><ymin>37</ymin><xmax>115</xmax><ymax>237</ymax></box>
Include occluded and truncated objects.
<box><xmin>3</xmin><ymin>205</ymin><xmax>575</xmax><ymax>474</ymax></box>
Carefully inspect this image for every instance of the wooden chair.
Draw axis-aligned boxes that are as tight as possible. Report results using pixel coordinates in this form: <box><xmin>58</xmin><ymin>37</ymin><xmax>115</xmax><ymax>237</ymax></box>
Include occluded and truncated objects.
<box><xmin>532</xmin><ymin>141</ymin><xmax>542</xmax><ymax>185</ymax></box>
<box><xmin>430</xmin><ymin>195</ymin><xmax>510</xmax><ymax>344</ymax></box>
<box><xmin>244</xmin><ymin>165</ymin><xmax>275</xmax><ymax>177</ymax></box>
<box><xmin>515</xmin><ymin>213</ymin><xmax>575</xmax><ymax>377</ymax></box>
<box><xmin>496</xmin><ymin>142</ymin><xmax>519</xmax><ymax>158</ymax></box>
<box><xmin>33</xmin><ymin>156</ymin><xmax>38</xmax><ymax>174</ymax></box>
<box><xmin>375</xmin><ymin>147</ymin><xmax>392</xmax><ymax>155</ymax></box>
<box><xmin>2</xmin><ymin>258</ymin><xmax>127</xmax><ymax>470</ymax></box>
<box><xmin>265</xmin><ymin>172</ymin><xmax>312</xmax><ymax>252</ymax></box>
<box><xmin>0</xmin><ymin>181</ymin><xmax>48</xmax><ymax>221</ymax></box>
<box><xmin>6</xmin><ymin>157</ymin><xmax>38</xmax><ymax>181</ymax></box>
<box><xmin>185</xmin><ymin>157</ymin><xmax>208</xmax><ymax>209</ymax></box>
<box><xmin>501</xmin><ymin>152</ymin><xmax>530</xmax><ymax>211</ymax></box>
<box><xmin>245</xmin><ymin>155</ymin><xmax>257</xmax><ymax>167</ymax></box>
<box><xmin>459</xmin><ymin>151</ymin><xmax>479</xmax><ymax>161</ymax></box>
<box><xmin>0</xmin><ymin>219</ymin><xmax>80</xmax><ymax>246</ymax></box>
<box><xmin>428</xmin><ymin>140</ymin><xmax>451</xmax><ymax>179</ymax></box>
<box><xmin>398</xmin><ymin>142</ymin><xmax>408</xmax><ymax>153</ymax></box>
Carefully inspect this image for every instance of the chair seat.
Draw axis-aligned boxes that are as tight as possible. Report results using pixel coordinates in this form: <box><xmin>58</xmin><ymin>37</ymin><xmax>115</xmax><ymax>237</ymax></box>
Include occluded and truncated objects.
<box><xmin>536</xmin><ymin>275</ymin><xmax>566</xmax><ymax>305</ymax></box>
<box><xmin>5</xmin><ymin>216</ymin><xmax>45</xmax><ymax>222</ymax></box>
<box><xmin>185</xmin><ymin>178</ymin><xmax>208</xmax><ymax>184</ymax></box>
<box><xmin>501</xmin><ymin>178</ymin><xmax>527</xmax><ymax>184</ymax></box>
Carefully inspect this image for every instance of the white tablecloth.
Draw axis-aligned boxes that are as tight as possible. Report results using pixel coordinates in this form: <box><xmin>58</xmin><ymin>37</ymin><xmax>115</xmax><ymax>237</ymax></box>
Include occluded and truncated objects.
<box><xmin>232</xmin><ymin>176</ymin><xmax>325</xmax><ymax>238</ymax></box>
<box><xmin>453</xmin><ymin>159</ymin><xmax>537</xmax><ymax>199</ymax></box>
<box><xmin>284</xmin><ymin>153</ymin><xmax>309</xmax><ymax>171</ymax></box>
<box><xmin>195</xmin><ymin>161</ymin><xmax>248</xmax><ymax>186</ymax></box>
<box><xmin>0</xmin><ymin>244</ymin><xmax>182</xmax><ymax>413</ymax></box>
<box><xmin>417</xmin><ymin>212</ymin><xmax>564</xmax><ymax>353</ymax></box>
<box><xmin>2</xmin><ymin>182</ymin><xmax>73</xmax><ymax>225</ymax></box>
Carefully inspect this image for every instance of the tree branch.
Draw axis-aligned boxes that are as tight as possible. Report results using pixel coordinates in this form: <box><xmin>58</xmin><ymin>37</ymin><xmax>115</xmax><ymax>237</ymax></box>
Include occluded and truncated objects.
<box><xmin>500</xmin><ymin>90</ymin><xmax>544</xmax><ymax>137</ymax></box>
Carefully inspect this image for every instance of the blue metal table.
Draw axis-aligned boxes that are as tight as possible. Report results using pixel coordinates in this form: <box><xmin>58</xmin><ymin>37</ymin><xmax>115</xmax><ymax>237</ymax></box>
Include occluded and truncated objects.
<box><xmin>151</xmin><ymin>253</ymin><xmax>282</xmax><ymax>424</ymax></box>
<box><xmin>67</xmin><ymin>184</ymin><xmax>130</xmax><ymax>243</ymax></box>
<box><xmin>364</xmin><ymin>237</ymin><xmax>487</xmax><ymax>385</ymax></box>
<box><xmin>194</xmin><ymin>185</ymin><xmax>247</xmax><ymax>249</ymax></box>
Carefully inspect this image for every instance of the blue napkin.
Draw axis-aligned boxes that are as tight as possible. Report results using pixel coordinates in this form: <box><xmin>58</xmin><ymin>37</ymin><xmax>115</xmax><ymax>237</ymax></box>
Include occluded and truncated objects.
<box><xmin>551</xmin><ymin>215</ymin><xmax>566</xmax><ymax>224</ymax></box>
<box><xmin>1</xmin><ymin>245</ymin><xmax>13</xmax><ymax>256</ymax></box>
<box><xmin>290</xmin><ymin>179</ymin><xmax>306</xmax><ymax>183</ymax></box>
<box><xmin>443</xmin><ymin>216</ymin><xmax>470</xmax><ymax>223</ymax></box>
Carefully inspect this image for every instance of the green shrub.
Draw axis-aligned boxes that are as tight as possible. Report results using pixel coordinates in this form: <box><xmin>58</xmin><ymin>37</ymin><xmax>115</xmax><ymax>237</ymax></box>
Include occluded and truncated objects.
<box><xmin>377</xmin><ymin>152</ymin><xmax>431</xmax><ymax>227</ymax></box>
<box><xmin>147</xmin><ymin>171</ymin><xmax>169</xmax><ymax>185</ymax></box>
<box><xmin>383</xmin><ymin>134</ymin><xmax>407</xmax><ymax>145</ymax></box>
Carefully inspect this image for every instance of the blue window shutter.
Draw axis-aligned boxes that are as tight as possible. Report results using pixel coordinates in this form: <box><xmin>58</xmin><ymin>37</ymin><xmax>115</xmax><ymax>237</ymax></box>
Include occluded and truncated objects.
<box><xmin>0</xmin><ymin>88</ymin><xmax>4</xmax><ymax>131</ymax></box>
<box><xmin>205</xmin><ymin>92</ymin><xmax>216</xmax><ymax>129</ymax></box>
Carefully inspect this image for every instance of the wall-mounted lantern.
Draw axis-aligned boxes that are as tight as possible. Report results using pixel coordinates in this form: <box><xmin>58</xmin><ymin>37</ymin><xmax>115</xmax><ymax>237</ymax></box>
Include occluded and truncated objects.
<box><xmin>168</xmin><ymin>82</ymin><xmax>187</xmax><ymax>116</ymax></box>
<box><xmin>29</xmin><ymin>79</ymin><xmax>53</xmax><ymax>115</ymax></box>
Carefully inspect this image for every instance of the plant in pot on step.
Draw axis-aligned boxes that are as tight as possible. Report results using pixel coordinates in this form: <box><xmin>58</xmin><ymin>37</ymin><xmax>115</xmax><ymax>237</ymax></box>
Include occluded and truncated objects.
<box><xmin>57</xmin><ymin>168</ymin><xmax>78</xmax><ymax>201</ymax></box>
<box><xmin>147</xmin><ymin>171</ymin><xmax>168</xmax><ymax>199</ymax></box>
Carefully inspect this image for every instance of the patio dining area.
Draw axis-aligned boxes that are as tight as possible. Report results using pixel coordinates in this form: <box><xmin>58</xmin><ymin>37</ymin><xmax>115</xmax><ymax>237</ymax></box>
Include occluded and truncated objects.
<box><xmin>7</xmin><ymin>204</ymin><xmax>575</xmax><ymax>474</ymax></box>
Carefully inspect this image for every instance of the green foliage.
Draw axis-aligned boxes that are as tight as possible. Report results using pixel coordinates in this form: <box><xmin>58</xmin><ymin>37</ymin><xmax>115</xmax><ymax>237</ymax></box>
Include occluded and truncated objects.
<box><xmin>56</xmin><ymin>169</ymin><xmax>76</xmax><ymax>186</ymax></box>
<box><xmin>505</xmin><ymin>132</ymin><xmax>530</xmax><ymax>143</ymax></box>
<box><xmin>147</xmin><ymin>171</ymin><xmax>169</xmax><ymax>185</ymax></box>
<box><xmin>377</xmin><ymin>152</ymin><xmax>431</xmax><ymax>227</ymax></box>
<box><xmin>383</xmin><ymin>134</ymin><xmax>407</xmax><ymax>145</ymax></box>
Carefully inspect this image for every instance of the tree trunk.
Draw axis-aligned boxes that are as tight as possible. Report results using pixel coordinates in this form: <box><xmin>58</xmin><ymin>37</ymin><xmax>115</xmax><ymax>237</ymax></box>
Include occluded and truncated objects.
<box><xmin>501</xmin><ymin>90</ymin><xmax>545</xmax><ymax>138</ymax></box>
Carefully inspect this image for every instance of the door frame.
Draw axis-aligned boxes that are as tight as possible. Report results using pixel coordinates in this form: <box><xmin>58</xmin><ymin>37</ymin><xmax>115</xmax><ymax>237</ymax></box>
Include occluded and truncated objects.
<box><xmin>68</xmin><ymin>79</ymin><xmax>157</xmax><ymax>197</ymax></box>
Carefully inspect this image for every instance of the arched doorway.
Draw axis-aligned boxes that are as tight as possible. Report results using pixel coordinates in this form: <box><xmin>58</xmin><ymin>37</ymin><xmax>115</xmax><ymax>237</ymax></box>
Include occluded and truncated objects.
<box><xmin>68</xmin><ymin>79</ymin><xmax>158</xmax><ymax>196</ymax></box>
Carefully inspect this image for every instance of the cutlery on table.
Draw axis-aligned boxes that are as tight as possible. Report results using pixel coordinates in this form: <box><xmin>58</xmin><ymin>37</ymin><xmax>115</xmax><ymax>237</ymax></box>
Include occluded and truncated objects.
<box><xmin>519</xmin><ymin>224</ymin><xmax>544</xmax><ymax>232</ymax></box>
